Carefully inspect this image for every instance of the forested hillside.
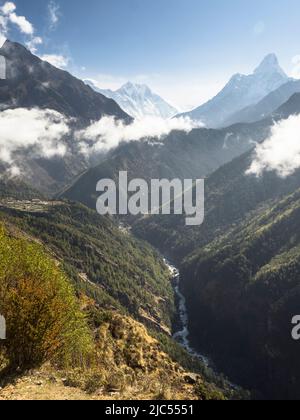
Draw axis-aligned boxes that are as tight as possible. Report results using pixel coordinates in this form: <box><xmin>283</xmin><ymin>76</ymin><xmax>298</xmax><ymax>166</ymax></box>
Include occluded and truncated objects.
<box><xmin>133</xmin><ymin>149</ymin><xmax>300</xmax><ymax>258</ymax></box>
<box><xmin>0</xmin><ymin>198</ymin><xmax>175</xmax><ymax>333</ymax></box>
<box><xmin>182</xmin><ymin>188</ymin><xmax>300</xmax><ymax>399</ymax></box>
<box><xmin>0</xmin><ymin>224</ymin><xmax>226</xmax><ymax>400</ymax></box>
<box><xmin>133</xmin><ymin>146</ymin><xmax>300</xmax><ymax>399</ymax></box>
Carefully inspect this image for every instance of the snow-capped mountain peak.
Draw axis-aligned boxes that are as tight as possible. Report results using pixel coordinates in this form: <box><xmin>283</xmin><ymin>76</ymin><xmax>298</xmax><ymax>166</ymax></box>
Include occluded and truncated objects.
<box><xmin>254</xmin><ymin>53</ymin><xmax>286</xmax><ymax>77</ymax></box>
<box><xmin>118</xmin><ymin>82</ymin><xmax>152</xmax><ymax>98</ymax></box>
<box><xmin>176</xmin><ymin>53</ymin><xmax>289</xmax><ymax>128</ymax></box>
<box><xmin>85</xmin><ymin>80</ymin><xmax>178</xmax><ymax>120</ymax></box>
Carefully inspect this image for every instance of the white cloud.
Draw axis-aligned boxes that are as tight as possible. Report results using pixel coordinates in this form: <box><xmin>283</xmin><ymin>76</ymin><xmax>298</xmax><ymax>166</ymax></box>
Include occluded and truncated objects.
<box><xmin>0</xmin><ymin>1</ymin><xmax>66</xmax><ymax>66</ymax></box>
<box><xmin>0</xmin><ymin>108</ymin><xmax>70</xmax><ymax>173</ymax></box>
<box><xmin>0</xmin><ymin>2</ymin><xmax>42</xmax><ymax>50</ymax></box>
<box><xmin>0</xmin><ymin>15</ymin><xmax>7</xmax><ymax>46</ymax></box>
<box><xmin>0</xmin><ymin>109</ymin><xmax>201</xmax><ymax>177</ymax></box>
<box><xmin>48</xmin><ymin>1</ymin><xmax>60</xmax><ymax>30</ymax></box>
<box><xmin>9</xmin><ymin>12</ymin><xmax>33</xmax><ymax>34</ymax></box>
<box><xmin>0</xmin><ymin>108</ymin><xmax>200</xmax><ymax>175</ymax></box>
<box><xmin>0</xmin><ymin>6</ymin><xmax>8</xmax><ymax>46</ymax></box>
<box><xmin>26</xmin><ymin>36</ymin><xmax>43</xmax><ymax>54</ymax></box>
<box><xmin>1</xmin><ymin>2</ymin><xmax>15</xmax><ymax>15</ymax></box>
<box><xmin>247</xmin><ymin>115</ymin><xmax>300</xmax><ymax>178</ymax></box>
<box><xmin>39</xmin><ymin>54</ymin><xmax>69</xmax><ymax>69</ymax></box>
<box><xmin>76</xmin><ymin>115</ymin><xmax>203</xmax><ymax>154</ymax></box>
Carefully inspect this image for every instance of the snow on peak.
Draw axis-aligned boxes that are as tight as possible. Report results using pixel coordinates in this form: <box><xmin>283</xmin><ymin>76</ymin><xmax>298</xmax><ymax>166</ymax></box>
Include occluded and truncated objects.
<box><xmin>177</xmin><ymin>53</ymin><xmax>289</xmax><ymax>128</ymax></box>
<box><xmin>87</xmin><ymin>80</ymin><xmax>178</xmax><ymax>120</ymax></box>
<box><xmin>254</xmin><ymin>54</ymin><xmax>287</xmax><ymax>77</ymax></box>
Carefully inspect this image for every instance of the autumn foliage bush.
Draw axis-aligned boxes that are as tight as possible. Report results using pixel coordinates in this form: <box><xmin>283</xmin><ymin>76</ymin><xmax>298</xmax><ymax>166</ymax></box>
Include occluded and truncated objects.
<box><xmin>0</xmin><ymin>226</ymin><xmax>93</xmax><ymax>372</ymax></box>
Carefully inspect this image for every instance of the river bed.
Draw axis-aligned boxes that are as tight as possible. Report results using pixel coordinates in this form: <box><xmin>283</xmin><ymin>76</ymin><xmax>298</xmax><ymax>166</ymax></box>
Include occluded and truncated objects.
<box><xmin>164</xmin><ymin>258</ymin><xmax>241</xmax><ymax>392</ymax></box>
<box><xmin>164</xmin><ymin>259</ymin><xmax>210</xmax><ymax>367</ymax></box>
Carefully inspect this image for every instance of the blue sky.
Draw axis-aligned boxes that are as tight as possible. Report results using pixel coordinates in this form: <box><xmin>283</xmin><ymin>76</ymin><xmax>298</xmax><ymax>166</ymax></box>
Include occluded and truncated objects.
<box><xmin>1</xmin><ymin>0</ymin><xmax>300</xmax><ymax>109</ymax></box>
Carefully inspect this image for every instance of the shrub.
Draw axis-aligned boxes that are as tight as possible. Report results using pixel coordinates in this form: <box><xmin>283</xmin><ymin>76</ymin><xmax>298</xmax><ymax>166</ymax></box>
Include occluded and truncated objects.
<box><xmin>0</xmin><ymin>226</ymin><xmax>94</xmax><ymax>372</ymax></box>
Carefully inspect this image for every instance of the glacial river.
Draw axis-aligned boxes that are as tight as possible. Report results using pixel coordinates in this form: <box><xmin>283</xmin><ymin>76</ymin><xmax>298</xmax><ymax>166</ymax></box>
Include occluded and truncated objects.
<box><xmin>164</xmin><ymin>259</ymin><xmax>240</xmax><ymax>392</ymax></box>
<box><xmin>164</xmin><ymin>259</ymin><xmax>210</xmax><ymax>367</ymax></box>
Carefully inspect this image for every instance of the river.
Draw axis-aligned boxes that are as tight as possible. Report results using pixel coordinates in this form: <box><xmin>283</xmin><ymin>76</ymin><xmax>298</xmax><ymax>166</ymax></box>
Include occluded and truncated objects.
<box><xmin>164</xmin><ymin>258</ymin><xmax>241</xmax><ymax>392</ymax></box>
<box><xmin>164</xmin><ymin>259</ymin><xmax>210</xmax><ymax>367</ymax></box>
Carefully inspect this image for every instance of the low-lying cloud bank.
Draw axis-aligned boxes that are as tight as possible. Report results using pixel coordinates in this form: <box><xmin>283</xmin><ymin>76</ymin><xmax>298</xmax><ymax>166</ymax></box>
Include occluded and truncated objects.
<box><xmin>76</xmin><ymin>115</ymin><xmax>202</xmax><ymax>154</ymax></box>
<box><xmin>0</xmin><ymin>110</ymin><xmax>201</xmax><ymax>176</ymax></box>
<box><xmin>2</xmin><ymin>108</ymin><xmax>300</xmax><ymax>181</ymax></box>
<box><xmin>0</xmin><ymin>108</ymin><xmax>69</xmax><ymax>175</ymax></box>
<box><xmin>247</xmin><ymin>114</ymin><xmax>300</xmax><ymax>178</ymax></box>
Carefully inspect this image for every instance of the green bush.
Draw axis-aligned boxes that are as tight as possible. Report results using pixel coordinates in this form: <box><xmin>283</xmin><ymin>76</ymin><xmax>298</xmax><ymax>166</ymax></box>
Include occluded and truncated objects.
<box><xmin>0</xmin><ymin>226</ymin><xmax>94</xmax><ymax>372</ymax></box>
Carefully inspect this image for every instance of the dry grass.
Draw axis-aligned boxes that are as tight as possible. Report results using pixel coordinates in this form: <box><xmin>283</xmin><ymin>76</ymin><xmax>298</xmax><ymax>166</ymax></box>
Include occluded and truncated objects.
<box><xmin>0</xmin><ymin>312</ymin><xmax>225</xmax><ymax>400</ymax></box>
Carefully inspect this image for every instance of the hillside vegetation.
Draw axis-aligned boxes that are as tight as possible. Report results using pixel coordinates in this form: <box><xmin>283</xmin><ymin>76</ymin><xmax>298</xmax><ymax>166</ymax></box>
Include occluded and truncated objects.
<box><xmin>133</xmin><ymin>147</ymin><xmax>300</xmax><ymax>399</ymax></box>
<box><xmin>133</xmin><ymin>150</ymin><xmax>300</xmax><ymax>259</ymax></box>
<box><xmin>182</xmin><ymin>188</ymin><xmax>300</xmax><ymax>399</ymax></box>
<box><xmin>0</xmin><ymin>199</ymin><xmax>175</xmax><ymax>334</ymax></box>
<box><xmin>0</xmin><ymin>224</ymin><xmax>227</xmax><ymax>400</ymax></box>
<box><xmin>0</xmin><ymin>225</ymin><xmax>93</xmax><ymax>372</ymax></box>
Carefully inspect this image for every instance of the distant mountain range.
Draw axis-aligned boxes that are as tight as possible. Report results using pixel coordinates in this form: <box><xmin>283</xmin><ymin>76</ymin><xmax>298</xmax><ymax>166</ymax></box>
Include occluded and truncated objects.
<box><xmin>1</xmin><ymin>41</ymin><xmax>300</xmax><ymax>200</ymax></box>
<box><xmin>61</xmin><ymin>84</ymin><xmax>300</xmax><ymax>213</ymax></box>
<box><xmin>86</xmin><ymin>80</ymin><xmax>178</xmax><ymax>119</ymax></box>
<box><xmin>177</xmin><ymin>54</ymin><xmax>292</xmax><ymax>128</ymax></box>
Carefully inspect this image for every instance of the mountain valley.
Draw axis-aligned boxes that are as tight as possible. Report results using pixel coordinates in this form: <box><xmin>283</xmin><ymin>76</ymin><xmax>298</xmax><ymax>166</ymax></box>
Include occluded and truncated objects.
<box><xmin>1</xmin><ymin>34</ymin><xmax>300</xmax><ymax>401</ymax></box>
